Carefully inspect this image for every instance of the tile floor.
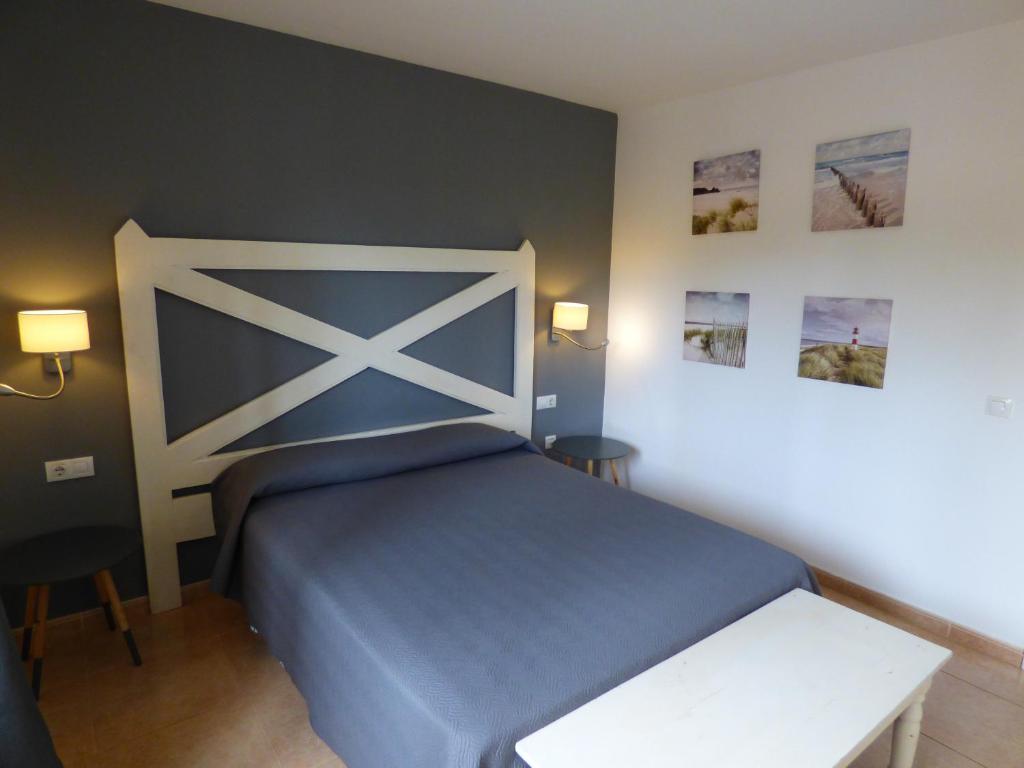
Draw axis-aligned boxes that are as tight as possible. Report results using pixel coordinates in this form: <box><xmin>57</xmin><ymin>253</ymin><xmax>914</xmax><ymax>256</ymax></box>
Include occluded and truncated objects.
<box><xmin>14</xmin><ymin>585</ymin><xmax>1024</xmax><ymax>767</ymax></box>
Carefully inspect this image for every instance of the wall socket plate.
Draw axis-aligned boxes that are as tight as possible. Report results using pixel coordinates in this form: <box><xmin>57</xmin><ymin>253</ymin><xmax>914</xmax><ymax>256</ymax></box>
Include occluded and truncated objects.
<box><xmin>544</xmin><ymin>435</ymin><xmax>557</xmax><ymax>449</ymax></box>
<box><xmin>985</xmin><ymin>396</ymin><xmax>1014</xmax><ymax>419</ymax></box>
<box><xmin>45</xmin><ymin>456</ymin><xmax>95</xmax><ymax>483</ymax></box>
<box><xmin>536</xmin><ymin>394</ymin><xmax>557</xmax><ymax>410</ymax></box>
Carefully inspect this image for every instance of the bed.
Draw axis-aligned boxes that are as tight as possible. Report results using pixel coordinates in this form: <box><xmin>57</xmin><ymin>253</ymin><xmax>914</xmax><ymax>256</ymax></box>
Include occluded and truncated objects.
<box><xmin>114</xmin><ymin>222</ymin><xmax>816</xmax><ymax>766</ymax></box>
<box><xmin>210</xmin><ymin>422</ymin><xmax>817</xmax><ymax>768</ymax></box>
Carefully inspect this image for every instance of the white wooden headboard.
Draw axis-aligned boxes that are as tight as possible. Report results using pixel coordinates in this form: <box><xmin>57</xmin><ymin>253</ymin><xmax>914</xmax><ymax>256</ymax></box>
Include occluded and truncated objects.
<box><xmin>114</xmin><ymin>220</ymin><xmax>535</xmax><ymax>612</ymax></box>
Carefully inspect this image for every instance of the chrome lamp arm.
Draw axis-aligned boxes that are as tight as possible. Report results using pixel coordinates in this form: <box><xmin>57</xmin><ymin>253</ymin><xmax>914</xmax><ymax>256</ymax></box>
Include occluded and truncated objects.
<box><xmin>551</xmin><ymin>329</ymin><xmax>609</xmax><ymax>351</ymax></box>
<box><xmin>0</xmin><ymin>354</ymin><xmax>66</xmax><ymax>400</ymax></box>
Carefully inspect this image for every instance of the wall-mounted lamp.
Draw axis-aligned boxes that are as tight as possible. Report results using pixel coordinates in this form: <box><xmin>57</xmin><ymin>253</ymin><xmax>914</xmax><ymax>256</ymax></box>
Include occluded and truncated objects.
<box><xmin>0</xmin><ymin>310</ymin><xmax>90</xmax><ymax>399</ymax></box>
<box><xmin>550</xmin><ymin>301</ymin><xmax>608</xmax><ymax>351</ymax></box>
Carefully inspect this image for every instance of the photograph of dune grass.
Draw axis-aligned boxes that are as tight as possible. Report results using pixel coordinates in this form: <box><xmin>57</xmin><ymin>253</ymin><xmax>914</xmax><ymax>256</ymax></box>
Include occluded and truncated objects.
<box><xmin>684</xmin><ymin>291</ymin><xmax>750</xmax><ymax>368</ymax></box>
<box><xmin>798</xmin><ymin>296</ymin><xmax>893</xmax><ymax>389</ymax></box>
<box><xmin>692</xmin><ymin>149</ymin><xmax>760</xmax><ymax>235</ymax></box>
<box><xmin>812</xmin><ymin>129</ymin><xmax>910</xmax><ymax>231</ymax></box>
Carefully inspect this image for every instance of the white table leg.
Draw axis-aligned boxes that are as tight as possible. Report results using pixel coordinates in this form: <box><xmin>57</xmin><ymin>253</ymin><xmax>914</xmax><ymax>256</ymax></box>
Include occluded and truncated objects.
<box><xmin>889</xmin><ymin>680</ymin><xmax>931</xmax><ymax>768</ymax></box>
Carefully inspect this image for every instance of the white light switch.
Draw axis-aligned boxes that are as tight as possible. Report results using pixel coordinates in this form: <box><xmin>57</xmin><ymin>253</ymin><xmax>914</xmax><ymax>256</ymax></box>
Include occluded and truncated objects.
<box><xmin>536</xmin><ymin>394</ymin><xmax>557</xmax><ymax>410</ymax></box>
<box><xmin>44</xmin><ymin>456</ymin><xmax>95</xmax><ymax>482</ymax></box>
<box><xmin>985</xmin><ymin>396</ymin><xmax>1014</xmax><ymax>419</ymax></box>
<box><xmin>544</xmin><ymin>435</ymin><xmax>557</xmax><ymax>449</ymax></box>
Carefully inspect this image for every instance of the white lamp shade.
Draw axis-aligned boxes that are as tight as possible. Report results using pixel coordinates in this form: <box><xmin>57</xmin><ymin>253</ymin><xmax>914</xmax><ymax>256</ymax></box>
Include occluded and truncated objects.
<box><xmin>552</xmin><ymin>302</ymin><xmax>589</xmax><ymax>331</ymax></box>
<box><xmin>18</xmin><ymin>310</ymin><xmax>91</xmax><ymax>353</ymax></box>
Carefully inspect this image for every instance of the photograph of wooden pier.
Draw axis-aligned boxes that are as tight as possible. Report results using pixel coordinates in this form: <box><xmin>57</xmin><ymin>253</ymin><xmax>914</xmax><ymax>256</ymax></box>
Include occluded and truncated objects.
<box><xmin>812</xmin><ymin>129</ymin><xmax>910</xmax><ymax>231</ymax></box>
<box><xmin>692</xmin><ymin>149</ymin><xmax>760</xmax><ymax>234</ymax></box>
<box><xmin>684</xmin><ymin>291</ymin><xmax>750</xmax><ymax>368</ymax></box>
<box><xmin>798</xmin><ymin>296</ymin><xmax>893</xmax><ymax>389</ymax></box>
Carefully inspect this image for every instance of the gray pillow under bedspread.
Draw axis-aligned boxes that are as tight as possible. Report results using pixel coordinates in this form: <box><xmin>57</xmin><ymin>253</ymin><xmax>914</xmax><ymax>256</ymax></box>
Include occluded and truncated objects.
<box><xmin>217</xmin><ymin>425</ymin><xmax>817</xmax><ymax>768</ymax></box>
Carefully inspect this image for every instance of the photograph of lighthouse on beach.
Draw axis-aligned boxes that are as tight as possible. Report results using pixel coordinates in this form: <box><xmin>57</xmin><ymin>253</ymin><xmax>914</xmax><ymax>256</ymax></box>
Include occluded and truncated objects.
<box><xmin>812</xmin><ymin>129</ymin><xmax>910</xmax><ymax>231</ymax></box>
<box><xmin>798</xmin><ymin>296</ymin><xmax>893</xmax><ymax>389</ymax></box>
<box><xmin>692</xmin><ymin>150</ymin><xmax>760</xmax><ymax>235</ymax></box>
<box><xmin>684</xmin><ymin>291</ymin><xmax>750</xmax><ymax>368</ymax></box>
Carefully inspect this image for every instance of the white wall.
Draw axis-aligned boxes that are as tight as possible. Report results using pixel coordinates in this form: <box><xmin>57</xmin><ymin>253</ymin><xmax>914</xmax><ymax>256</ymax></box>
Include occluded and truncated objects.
<box><xmin>604</xmin><ymin>21</ymin><xmax>1024</xmax><ymax>646</ymax></box>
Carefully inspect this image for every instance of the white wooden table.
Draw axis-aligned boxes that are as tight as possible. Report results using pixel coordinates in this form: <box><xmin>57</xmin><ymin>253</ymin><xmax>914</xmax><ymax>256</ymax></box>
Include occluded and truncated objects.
<box><xmin>517</xmin><ymin>589</ymin><xmax>951</xmax><ymax>768</ymax></box>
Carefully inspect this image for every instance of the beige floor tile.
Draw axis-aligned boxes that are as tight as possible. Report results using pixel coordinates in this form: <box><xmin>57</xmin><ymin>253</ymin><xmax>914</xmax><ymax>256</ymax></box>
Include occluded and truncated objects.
<box><xmin>90</xmin><ymin>645</ymin><xmax>243</xmax><ymax>745</ymax></box>
<box><xmin>35</xmin><ymin>599</ymin><xmax>227</xmax><ymax>707</ymax></box>
<box><xmin>312</xmin><ymin>754</ymin><xmax>348</xmax><ymax>768</ymax></box>
<box><xmin>182</xmin><ymin>581</ymin><xmax>213</xmax><ymax>604</ymax></box>
<box><xmin>124</xmin><ymin>620</ymin><xmax>226</xmax><ymax>671</ymax></box>
<box><xmin>850</xmin><ymin>728</ymin><xmax>984</xmax><ymax>767</ymax></box>
<box><xmin>264</xmin><ymin>710</ymin><xmax>341</xmax><ymax>768</ymax></box>
<box><xmin>943</xmin><ymin>649</ymin><xmax>1024</xmax><ymax>710</ymax></box>
<box><xmin>824</xmin><ymin>588</ymin><xmax>1024</xmax><ymax>708</ymax></box>
<box><xmin>215</xmin><ymin>620</ymin><xmax>267</xmax><ymax>659</ymax></box>
<box><xmin>36</xmin><ymin>620</ymin><xmax>97</xmax><ymax>695</ymax></box>
<box><xmin>922</xmin><ymin>672</ymin><xmax>1024</xmax><ymax>768</ymax></box>
<box><xmin>191</xmin><ymin>591</ymin><xmax>248</xmax><ymax>630</ymax></box>
<box><xmin>87</xmin><ymin>700</ymin><xmax>279</xmax><ymax>768</ymax></box>
<box><xmin>825</xmin><ymin>590</ymin><xmax>1024</xmax><ymax>766</ymax></box>
<box><xmin>39</xmin><ymin>697</ymin><xmax>98</xmax><ymax>757</ymax></box>
<box><xmin>52</xmin><ymin>747</ymin><xmax>93</xmax><ymax>768</ymax></box>
<box><xmin>239</xmin><ymin>657</ymin><xmax>310</xmax><ymax>727</ymax></box>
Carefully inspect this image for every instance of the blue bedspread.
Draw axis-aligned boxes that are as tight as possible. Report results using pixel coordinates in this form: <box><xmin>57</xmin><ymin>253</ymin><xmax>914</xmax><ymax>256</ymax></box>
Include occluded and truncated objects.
<box><xmin>212</xmin><ymin>424</ymin><xmax>817</xmax><ymax>768</ymax></box>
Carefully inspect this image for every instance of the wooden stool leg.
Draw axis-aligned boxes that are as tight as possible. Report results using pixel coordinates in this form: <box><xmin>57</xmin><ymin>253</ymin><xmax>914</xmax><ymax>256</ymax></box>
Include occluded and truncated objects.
<box><xmin>586</xmin><ymin>459</ymin><xmax>594</xmax><ymax>476</ymax></box>
<box><xmin>93</xmin><ymin>573</ymin><xmax>116</xmax><ymax>631</ymax></box>
<box><xmin>609</xmin><ymin>459</ymin><xmax>621</xmax><ymax>486</ymax></box>
<box><xmin>21</xmin><ymin>585</ymin><xmax>38</xmax><ymax>661</ymax></box>
<box><xmin>563</xmin><ymin>456</ymin><xmax>572</xmax><ymax>467</ymax></box>
<box><xmin>97</xmin><ymin>569</ymin><xmax>141</xmax><ymax>666</ymax></box>
<box><xmin>29</xmin><ymin>585</ymin><xmax>50</xmax><ymax>700</ymax></box>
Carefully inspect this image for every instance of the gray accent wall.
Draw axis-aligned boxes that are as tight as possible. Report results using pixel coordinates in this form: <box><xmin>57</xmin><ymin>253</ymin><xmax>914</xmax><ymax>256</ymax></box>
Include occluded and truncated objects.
<box><xmin>0</xmin><ymin>0</ymin><xmax>616</xmax><ymax>619</ymax></box>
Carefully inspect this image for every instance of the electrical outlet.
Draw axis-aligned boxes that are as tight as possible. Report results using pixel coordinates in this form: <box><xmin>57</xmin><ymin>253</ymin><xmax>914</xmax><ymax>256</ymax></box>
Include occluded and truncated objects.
<box><xmin>985</xmin><ymin>396</ymin><xmax>1014</xmax><ymax>419</ymax></box>
<box><xmin>544</xmin><ymin>435</ymin><xmax>557</xmax><ymax>450</ymax></box>
<box><xmin>44</xmin><ymin>456</ymin><xmax>95</xmax><ymax>483</ymax></box>
<box><xmin>536</xmin><ymin>394</ymin><xmax>557</xmax><ymax>410</ymax></box>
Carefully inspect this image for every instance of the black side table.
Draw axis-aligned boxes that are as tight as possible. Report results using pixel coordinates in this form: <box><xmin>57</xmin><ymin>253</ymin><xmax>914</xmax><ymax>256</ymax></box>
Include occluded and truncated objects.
<box><xmin>552</xmin><ymin>436</ymin><xmax>631</xmax><ymax>485</ymax></box>
<box><xmin>0</xmin><ymin>525</ymin><xmax>143</xmax><ymax>699</ymax></box>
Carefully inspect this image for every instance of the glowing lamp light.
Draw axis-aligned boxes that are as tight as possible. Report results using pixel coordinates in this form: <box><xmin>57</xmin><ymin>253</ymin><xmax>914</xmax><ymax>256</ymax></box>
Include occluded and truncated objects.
<box><xmin>18</xmin><ymin>309</ymin><xmax>91</xmax><ymax>353</ymax></box>
<box><xmin>552</xmin><ymin>302</ymin><xmax>589</xmax><ymax>332</ymax></box>
<box><xmin>1</xmin><ymin>310</ymin><xmax>90</xmax><ymax>400</ymax></box>
<box><xmin>550</xmin><ymin>301</ymin><xmax>607</xmax><ymax>351</ymax></box>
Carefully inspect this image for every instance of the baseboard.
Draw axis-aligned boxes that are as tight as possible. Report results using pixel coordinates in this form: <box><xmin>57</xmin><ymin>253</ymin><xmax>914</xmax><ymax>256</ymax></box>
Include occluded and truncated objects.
<box><xmin>11</xmin><ymin>580</ymin><xmax>211</xmax><ymax>632</ymax></box>
<box><xmin>814</xmin><ymin>567</ymin><xmax>1024</xmax><ymax>669</ymax></box>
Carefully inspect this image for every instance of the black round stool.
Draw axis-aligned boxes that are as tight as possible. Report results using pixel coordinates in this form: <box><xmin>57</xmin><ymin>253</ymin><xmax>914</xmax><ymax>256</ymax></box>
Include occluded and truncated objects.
<box><xmin>0</xmin><ymin>525</ymin><xmax>142</xmax><ymax>699</ymax></box>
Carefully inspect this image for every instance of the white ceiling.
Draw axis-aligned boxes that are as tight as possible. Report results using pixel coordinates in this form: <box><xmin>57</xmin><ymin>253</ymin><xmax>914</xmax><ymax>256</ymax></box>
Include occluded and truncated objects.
<box><xmin>152</xmin><ymin>0</ymin><xmax>1024</xmax><ymax>111</ymax></box>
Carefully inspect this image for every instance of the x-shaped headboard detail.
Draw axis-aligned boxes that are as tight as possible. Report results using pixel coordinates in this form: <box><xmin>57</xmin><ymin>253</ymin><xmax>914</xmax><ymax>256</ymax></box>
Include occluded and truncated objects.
<box><xmin>115</xmin><ymin>220</ymin><xmax>535</xmax><ymax>611</ymax></box>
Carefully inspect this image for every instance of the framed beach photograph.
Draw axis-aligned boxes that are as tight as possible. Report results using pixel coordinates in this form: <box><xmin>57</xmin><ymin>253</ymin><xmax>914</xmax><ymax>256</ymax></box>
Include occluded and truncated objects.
<box><xmin>812</xmin><ymin>129</ymin><xmax>910</xmax><ymax>231</ymax></box>
<box><xmin>797</xmin><ymin>296</ymin><xmax>893</xmax><ymax>389</ymax></box>
<box><xmin>692</xmin><ymin>150</ymin><xmax>760</xmax><ymax>235</ymax></box>
<box><xmin>683</xmin><ymin>291</ymin><xmax>750</xmax><ymax>368</ymax></box>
